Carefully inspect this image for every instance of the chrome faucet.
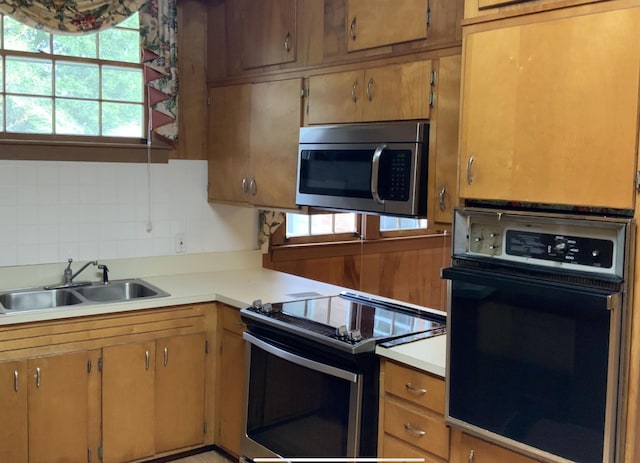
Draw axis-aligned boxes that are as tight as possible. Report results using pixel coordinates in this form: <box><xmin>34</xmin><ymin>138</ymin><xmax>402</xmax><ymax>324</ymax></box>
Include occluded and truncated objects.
<box><xmin>63</xmin><ymin>258</ymin><xmax>98</xmax><ymax>285</ymax></box>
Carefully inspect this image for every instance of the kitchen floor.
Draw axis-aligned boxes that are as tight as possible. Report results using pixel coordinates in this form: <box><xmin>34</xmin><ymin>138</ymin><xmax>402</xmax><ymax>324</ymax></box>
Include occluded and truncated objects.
<box><xmin>171</xmin><ymin>450</ymin><xmax>235</xmax><ymax>463</ymax></box>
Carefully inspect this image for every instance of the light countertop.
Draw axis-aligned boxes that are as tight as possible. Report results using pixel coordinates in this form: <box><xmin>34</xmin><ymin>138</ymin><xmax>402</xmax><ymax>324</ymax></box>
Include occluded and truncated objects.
<box><xmin>0</xmin><ymin>251</ymin><xmax>446</xmax><ymax>377</ymax></box>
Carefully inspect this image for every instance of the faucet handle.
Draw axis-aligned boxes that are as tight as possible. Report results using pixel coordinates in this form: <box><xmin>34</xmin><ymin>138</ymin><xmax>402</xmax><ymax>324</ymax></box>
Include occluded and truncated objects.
<box><xmin>66</xmin><ymin>258</ymin><xmax>73</xmax><ymax>269</ymax></box>
<box><xmin>98</xmin><ymin>264</ymin><xmax>109</xmax><ymax>285</ymax></box>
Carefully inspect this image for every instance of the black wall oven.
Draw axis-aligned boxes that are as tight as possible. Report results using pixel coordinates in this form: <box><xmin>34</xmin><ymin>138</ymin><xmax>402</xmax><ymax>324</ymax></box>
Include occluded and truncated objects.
<box><xmin>443</xmin><ymin>208</ymin><xmax>633</xmax><ymax>463</ymax></box>
<box><xmin>239</xmin><ymin>292</ymin><xmax>445</xmax><ymax>460</ymax></box>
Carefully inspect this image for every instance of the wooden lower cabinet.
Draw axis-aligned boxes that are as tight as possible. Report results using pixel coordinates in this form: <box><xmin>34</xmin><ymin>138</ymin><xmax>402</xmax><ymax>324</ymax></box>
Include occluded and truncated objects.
<box><xmin>102</xmin><ymin>333</ymin><xmax>207</xmax><ymax>463</ymax></box>
<box><xmin>378</xmin><ymin>359</ymin><xmax>449</xmax><ymax>462</ymax></box>
<box><xmin>0</xmin><ymin>352</ymin><xmax>91</xmax><ymax>463</ymax></box>
<box><xmin>450</xmin><ymin>431</ymin><xmax>540</xmax><ymax>463</ymax></box>
<box><xmin>216</xmin><ymin>304</ymin><xmax>247</xmax><ymax>457</ymax></box>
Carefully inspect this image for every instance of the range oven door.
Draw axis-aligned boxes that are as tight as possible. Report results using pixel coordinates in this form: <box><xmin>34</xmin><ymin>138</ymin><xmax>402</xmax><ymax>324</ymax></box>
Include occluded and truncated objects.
<box><xmin>241</xmin><ymin>332</ymin><xmax>363</xmax><ymax>459</ymax></box>
<box><xmin>443</xmin><ymin>266</ymin><xmax>623</xmax><ymax>463</ymax></box>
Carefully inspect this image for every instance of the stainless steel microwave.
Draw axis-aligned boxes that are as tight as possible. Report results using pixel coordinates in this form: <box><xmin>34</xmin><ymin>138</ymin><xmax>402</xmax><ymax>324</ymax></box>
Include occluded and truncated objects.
<box><xmin>296</xmin><ymin>121</ymin><xmax>429</xmax><ymax>217</ymax></box>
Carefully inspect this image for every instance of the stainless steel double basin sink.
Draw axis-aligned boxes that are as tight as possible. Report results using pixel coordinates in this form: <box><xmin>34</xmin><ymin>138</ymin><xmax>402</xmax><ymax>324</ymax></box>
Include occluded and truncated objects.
<box><xmin>0</xmin><ymin>279</ymin><xmax>170</xmax><ymax>314</ymax></box>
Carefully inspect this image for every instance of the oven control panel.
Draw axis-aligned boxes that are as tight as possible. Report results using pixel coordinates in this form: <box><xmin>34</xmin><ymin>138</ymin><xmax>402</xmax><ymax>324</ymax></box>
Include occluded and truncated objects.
<box><xmin>455</xmin><ymin>208</ymin><xmax>629</xmax><ymax>278</ymax></box>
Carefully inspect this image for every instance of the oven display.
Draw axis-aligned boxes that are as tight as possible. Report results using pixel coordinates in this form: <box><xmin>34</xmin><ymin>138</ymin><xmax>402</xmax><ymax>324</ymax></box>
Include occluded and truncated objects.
<box><xmin>505</xmin><ymin>230</ymin><xmax>614</xmax><ymax>268</ymax></box>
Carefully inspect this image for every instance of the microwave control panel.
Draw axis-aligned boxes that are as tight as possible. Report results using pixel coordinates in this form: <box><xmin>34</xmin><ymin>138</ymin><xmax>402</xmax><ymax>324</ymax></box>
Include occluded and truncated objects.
<box><xmin>455</xmin><ymin>208</ymin><xmax>628</xmax><ymax>278</ymax></box>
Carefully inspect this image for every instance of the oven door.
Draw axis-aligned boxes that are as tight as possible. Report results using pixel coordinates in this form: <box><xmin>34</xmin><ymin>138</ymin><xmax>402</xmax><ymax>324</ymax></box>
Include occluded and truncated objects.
<box><xmin>442</xmin><ymin>266</ymin><xmax>623</xmax><ymax>463</ymax></box>
<box><xmin>241</xmin><ymin>332</ymin><xmax>363</xmax><ymax>459</ymax></box>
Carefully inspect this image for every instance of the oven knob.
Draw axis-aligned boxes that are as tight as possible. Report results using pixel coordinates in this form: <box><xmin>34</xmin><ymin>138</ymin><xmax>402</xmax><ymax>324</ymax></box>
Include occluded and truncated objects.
<box><xmin>252</xmin><ymin>299</ymin><xmax>263</xmax><ymax>309</ymax></box>
<box><xmin>336</xmin><ymin>325</ymin><xmax>348</xmax><ymax>338</ymax></box>
<box><xmin>349</xmin><ymin>329</ymin><xmax>362</xmax><ymax>342</ymax></box>
<box><xmin>554</xmin><ymin>239</ymin><xmax>568</xmax><ymax>255</ymax></box>
<box><xmin>262</xmin><ymin>303</ymin><xmax>273</xmax><ymax>314</ymax></box>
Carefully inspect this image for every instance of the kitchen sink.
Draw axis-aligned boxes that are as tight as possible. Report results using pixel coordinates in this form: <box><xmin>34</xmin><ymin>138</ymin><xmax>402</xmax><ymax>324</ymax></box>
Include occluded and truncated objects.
<box><xmin>0</xmin><ymin>279</ymin><xmax>170</xmax><ymax>314</ymax></box>
<box><xmin>0</xmin><ymin>288</ymin><xmax>83</xmax><ymax>312</ymax></box>
<box><xmin>75</xmin><ymin>280</ymin><xmax>167</xmax><ymax>302</ymax></box>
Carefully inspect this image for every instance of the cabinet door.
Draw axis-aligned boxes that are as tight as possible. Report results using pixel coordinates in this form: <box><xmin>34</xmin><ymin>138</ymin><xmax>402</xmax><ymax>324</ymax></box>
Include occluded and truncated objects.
<box><xmin>28</xmin><ymin>351</ymin><xmax>89</xmax><ymax>463</ymax></box>
<box><xmin>0</xmin><ymin>360</ymin><xmax>27</xmax><ymax>463</ymax></box>
<box><xmin>307</xmin><ymin>70</ymin><xmax>363</xmax><ymax>124</ymax></box>
<box><xmin>217</xmin><ymin>306</ymin><xmax>247</xmax><ymax>456</ymax></box>
<box><xmin>208</xmin><ymin>84</ymin><xmax>252</xmax><ymax>204</ymax></box>
<box><xmin>347</xmin><ymin>0</ymin><xmax>428</xmax><ymax>52</ymax></box>
<box><xmin>430</xmin><ymin>54</ymin><xmax>461</xmax><ymax>224</ymax></box>
<box><xmin>362</xmin><ymin>60</ymin><xmax>432</xmax><ymax>122</ymax></box>
<box><xmin>102</xmin><ymin>342</ymin><xmax>155</xmax><ymax>463</ymax></box>
<box><xmin>155</xmin><ymin>333</ymin><xmax>206</xmax><ymax>453</ymax></box>
<box><xmin>456</xmin><ymin>432</ymin><xmax>539</xmax><ymax>463</ymax></box>
<box><xmin>236</xmin><ymin>0</ymin><xmax>296</xmax><ymax>69</ymax></box>
<box><xmin>249</xmin><ymin>78</ymin><xmax>303</xmax><ymax>209</ymax></box>
<box><xmin>459</xmin><ymin>7</ymin><xmax>640</xmax><ymax>209</ymax></box>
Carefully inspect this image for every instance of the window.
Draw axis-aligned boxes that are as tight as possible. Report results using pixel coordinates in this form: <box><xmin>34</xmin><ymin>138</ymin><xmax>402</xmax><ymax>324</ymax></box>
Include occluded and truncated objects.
<box><xmin>0</xmin><ymin>13</ymin><xmax>143</xmax><ymax>138</ymax></box>
<box><xmin>287</xmin><ymin>212</ymin><xmax>359</xmax><ymax>238</ymax></box>
<box><xmin>380</xmin><ymin>216</ymin><xmax>428</xmax><ymax>233</ymax></box>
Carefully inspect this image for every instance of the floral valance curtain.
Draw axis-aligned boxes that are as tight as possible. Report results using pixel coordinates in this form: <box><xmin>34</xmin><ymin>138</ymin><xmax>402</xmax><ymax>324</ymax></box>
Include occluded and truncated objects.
<box><xmin>0</xmin><ymin>0</ymin><xmax>179</xmax><ymax>143</ymax></box>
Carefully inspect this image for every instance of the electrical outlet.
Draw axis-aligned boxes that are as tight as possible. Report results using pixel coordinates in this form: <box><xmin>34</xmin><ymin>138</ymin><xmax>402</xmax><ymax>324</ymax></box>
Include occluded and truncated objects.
<box><xmin>175</xmin><ymin>233</ymin><xmax>187</xmax><ymax>253</ymax></box>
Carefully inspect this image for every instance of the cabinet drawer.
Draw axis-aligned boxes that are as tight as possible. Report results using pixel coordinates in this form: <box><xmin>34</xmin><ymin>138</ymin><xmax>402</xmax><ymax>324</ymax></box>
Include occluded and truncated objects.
<box><xmin>221</xmin><ymin>305</ymin><xmax>245</xmax><ymax>335</ymax></box>
<box><xmin>384</xmin><ymin>361</ymin><xmax>445</xmax><ymax>414</ymax></box>
<box><xmin>380</xmin><ymin>434</ymin><xmax>441</xmax><ymax>463</ymax></box>
<box><xmin>383</xmin><ymin>400</ymin><xmax>449</xmax><ymax>459</ymax></box>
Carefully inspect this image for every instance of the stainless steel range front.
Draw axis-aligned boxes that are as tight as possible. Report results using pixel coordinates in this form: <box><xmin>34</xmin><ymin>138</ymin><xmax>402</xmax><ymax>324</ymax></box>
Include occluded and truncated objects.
<box><xmin>442</xmin><ymin>207</ymin><xmax>634</xmax><ymax>463</ymax></box>
<box><xmin>239</xmin><ymin>291</ymin><xmax>445</xmax><ymax>461</ymax></box>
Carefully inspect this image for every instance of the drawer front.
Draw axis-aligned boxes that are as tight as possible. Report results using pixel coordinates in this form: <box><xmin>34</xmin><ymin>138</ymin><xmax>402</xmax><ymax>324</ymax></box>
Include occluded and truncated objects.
<box><xmin>384</xmin><ymin>361</ymin><xmax>445</xmax><ymax>414</ymax></box>
<box><xmin>380</xmin><ymin>434</ymin><xmax>442</xmax><ymax>463</ymax></box>
<box><xmin>221</xmin><ymin>305</ymin><xmax>245</xmax><ymax>335</ymax></box>
<box><xmin>383</xmin><ymin>400</ymin><xmax>450</xmax><ymax>459</ymax></box>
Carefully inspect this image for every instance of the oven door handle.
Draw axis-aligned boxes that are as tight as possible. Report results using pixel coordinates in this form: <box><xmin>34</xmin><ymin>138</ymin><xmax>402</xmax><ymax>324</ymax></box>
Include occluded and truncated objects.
<box><xmin>243</xmin><ymin>332</ymin><xmax>360</xmax><ymax>383</ymax></box>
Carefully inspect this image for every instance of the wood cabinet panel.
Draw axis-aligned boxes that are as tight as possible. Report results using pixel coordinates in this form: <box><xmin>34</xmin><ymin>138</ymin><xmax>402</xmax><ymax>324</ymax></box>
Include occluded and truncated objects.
<box><xmin>28</xmin><ymin>351</ymin><xmax>90</xmax><ymax>463</ymax></box>
<box><xmin>459</xmin><ymin>6</ymin><xmax>640</xmax><ymax>209</ymax></box>
<box><xmin>453</xmin><ymin>431</ymin><xmax>539</xmax><ymax>463</ymax></box>
<box><xmin>384</xmin><ymin>361</ymin><xmax>445</xmax><ymax>414</ymax></box>
<box><xmin>155</xmin><ymin>333</ymin><xmax>206</xmax><ymax>453</ymax></box>
<box><xmin>380</xmin><ymin>435</ymin><xmax>442</xmax><ymax>463</ymax></box>
<box><xmin>102</xmin><ymin>342</ymin><xmax>156</xmax><ymax>463</ymax></box>
<box><xmin>0</xmin><ymin>360</ymin><xmax>27</xmax><ymax>463</ymax></box>
<box><xmin>464</xmin><ymin>0</ymin><xmax>599</xmax><ymax>21</ymax></box>
<box><xmin>346</xmin><ymin>0</ymin><xmax>428</xmax><ymax>52</ymax></box>
<box><xmin>307</xmin><ymin>70</ymin><xmax>362</xmax><ymax>124</ymax></box>
<box><xmin>217</xmin><ymin>305</ymin><xmax>247</xmax><ymax>457</ymax></box>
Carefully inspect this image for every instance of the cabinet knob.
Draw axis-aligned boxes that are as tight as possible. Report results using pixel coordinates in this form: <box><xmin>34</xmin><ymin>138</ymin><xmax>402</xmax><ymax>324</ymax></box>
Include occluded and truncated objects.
<box><xmin>468</xmin><ymin>449</ymin><xmax>475</xmax><ymax>463</ymax></box>
<box><xmin>284</xmin><ymin>32</ymin><xmax>292</xmax><ymax>52</ymax></box>
<box><xmin>163</xmin><ymin>346</ymin><xmax>169</xmax><ymax>367</ymax></box>
<box><xmin>466</xmin><ymin>155</ymin><xmax>475</xmax><ymax>185</ymax></box>
<box><xmin>241</xmin><ymin>177</ymin><xmax>249</xmax><ymax>194</ymax></box>
<box><xmin>351</xmin><ymin>80</ymin><xmax>359</xmax><ymax>103</ymax></box>
<box><xmin>145</xmin><ymin>350</ymin><xmax>150</xmax><ymax>370</ymax></box>
<box><xmin>439</xmin><ymin>186</ymin><xmax>446</xmax><ymax>212</ymax></box>
<box><xmin>14</xmin><ymin>369</ymin><xmax>19</xmax><ymax>392</ymax></box>
<box><xmin>349</xmin><ymin>17</ymin><xmax>357</xmax><ymax>40</ymax></box>
<box><xmin>249</xmin><ymin>177</ymin><xmax>257</xmax><ymax>196</ymax></box>
<box><xmin>35</xmin><ymin>367</ymin><xmax>41</xmax><ymax>388</ymax></box>
<box><xmin>366</xmin><ymin>78</ymin><xmax>374</xmax><ymax>101</ymax></box>
<box><xmin>403</xmin><ymin>423</ymin><xmax>426</xmax><ymax>437</ymax></box>
<box><xmin>405</xmin><ymin>382</ymin><xmax>427</xmax><ymax>395</ymax></box>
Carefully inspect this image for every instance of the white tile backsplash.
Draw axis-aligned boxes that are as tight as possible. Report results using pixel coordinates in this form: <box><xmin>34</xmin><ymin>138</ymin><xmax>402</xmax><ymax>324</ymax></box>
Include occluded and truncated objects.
<box><xmin>0</xmin><ymin>159</ymin><xmax>258</xmax><ymax>266</ymax></box>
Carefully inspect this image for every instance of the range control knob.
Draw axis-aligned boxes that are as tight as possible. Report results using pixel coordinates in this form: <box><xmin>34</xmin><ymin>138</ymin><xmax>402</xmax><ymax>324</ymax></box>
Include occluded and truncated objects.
<box><xmin>336</xmin><ymin>325</ymin><xmax>348</xmax><ymax>338</ymax></box>
<box><xmin>553</xmin><ymin>238</ymin><xmax>568</xmax><ymax>255</ymax></box>
<box><xmin>349</xmin><ymin>329</ymin><xmax>362</xmax><ymax>342</ymax></box>
<box><xmin>262</xmin><ymin>303</ymin><xmax>273</xmax><ymax>314</ymax></box>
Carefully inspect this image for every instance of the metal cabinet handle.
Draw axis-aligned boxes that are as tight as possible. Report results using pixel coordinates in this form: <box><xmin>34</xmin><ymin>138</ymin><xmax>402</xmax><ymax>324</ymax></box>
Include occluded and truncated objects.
<box><xmin>403</xmin><ymin>423</ymin><xmax>426</xmax><ymax>437</ymax></box>
<box><xmin>349</xmin><ymin>17</ymin><xmax>356</xmax><ymax>40</ymax></box>
<box><xmin>439</xmin><ymin>186</ymin><xmax>446</xmax><ymax>212</ymax></box>
<box><xmin>145</xmin><ymin>350</ymin><xmax>150</xmax><ymax>370</ymax></box>
<box><xmin>366</xmin><ymin>78</ymin><xmax>374</xmax><ymax>101</ymax></box>
<box><xmin>351</xmin><ymin>80</ymin><xmax>358</xmax><ymax>103</ymax></box>
<box><xmin>466</xmin><ymin>155</ymin><xmax>475</xmax><ymax>185</ymax></box>
<box><xmin>249</xmin><ymin>177</ymin><xmax>257</xmax><ymax>196</ymax></box>
<box><xmin>241</xmin><ymin>177</ymin><xmax>249</xmax><ymax>194</ymax></box>
<box><xmin>284</xmin><ymin>32</ymin><xmax>292</xmax><ymax>52</ymax></box>
<box><xmin>468</xmin><ymin>449</ymin><xmax>475</xmax><ymax>463</ymax></box>
<box><xmin>35</xmin><ymin>367</ymin><xmax>41</xmax><ymax>388</ymax></box>
<box><xmin>405</xmin><ymin>382</ymin><xmax>427</xmax><ymax>395</ymax></box>
<box><xmin>371</xmin><ymin>144</ymin><xmax>387</xmax><ymax>205</ymax></box>
<box><xmin>163</xmin><ymin>347</ymin><xmax>168</xmax><ymax>367</ymax></box>
<box><xmin>14</xmin><ymin>370</ymin><xmax>18</xmax><ymax>392</ymax></box>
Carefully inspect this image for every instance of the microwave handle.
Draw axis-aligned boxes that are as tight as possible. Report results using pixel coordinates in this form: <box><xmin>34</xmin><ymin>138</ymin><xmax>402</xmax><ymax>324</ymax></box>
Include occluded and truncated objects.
<box><xmin>371</xmin><ymin>144</ymin><xmax>387</xmax><ymax>204</ymax></box>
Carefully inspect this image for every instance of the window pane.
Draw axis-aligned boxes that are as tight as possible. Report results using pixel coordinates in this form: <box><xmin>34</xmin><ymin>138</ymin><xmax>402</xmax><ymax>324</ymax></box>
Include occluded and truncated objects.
<box><xmin>55</xmin><ymin>62</ymin><xmax>99</xmax><ymax>98</ymax></box>
<box><xmin>53</xmin><ymin>33</ymin><xmax>97</xmax><ymax>58</ymax></box>
<box><xmin>99</xmin><ymin>28</ymin><xmax>140</xmax><ymax>63</ymax></box>
<box><xmin>380</xmin><ymin>216</ymin><xmax>399</xmax><ymax>231</ymax></box>
<box><xmin>310</xmin><ymin>215</ymin><xmax>333</xmax><ymax>235</ymax></box>
<box><xmin>102</xmin><ymin>66</ymin><xmax>143</xmax><ymax>102</ymax></box>
<box><xmin>380</xmin><ymin>216</ymin><xmax>427</xmax><ymax>232</ymax></box>
<box><xmin>0</xmin><ymin>96</ymin><xmax>4</xmax><ymax>132</ymax></box>
<box><xmin>102</xmin><ymin>102</ymin><xmax>143</xmax><ymax>137</ymax></box>
<box><xmin>334</xmin><ymin>213</ymin><xmax>358</xmax><ymax>233</ymax></box>
<box><xmin>117</xmin><ymin>13</ymin><xmax>140</xmax><ymax>29</ymax></box>
<box><xmin>286</xmin><ymin>214</ymin><xmax>310</xmax><ymax>238</ymax></box>
<box><xmin>6</xmin><ymin>96</ymin><xmax>52</xmax><ymax>133</ymax></box>
<box><xmin>56</xmin><ymin>99</ymin><xmax>99</xmax><ymax>135</ymax></box>
<box><xmin>3</xmin><ymin>16</ymin><xmax>50</xmax><ymax>53</ymax></box>
<box><xmin>6</xmin><ymin>57</ymin><xmax>52</xmax><ymax>95</ymax></box>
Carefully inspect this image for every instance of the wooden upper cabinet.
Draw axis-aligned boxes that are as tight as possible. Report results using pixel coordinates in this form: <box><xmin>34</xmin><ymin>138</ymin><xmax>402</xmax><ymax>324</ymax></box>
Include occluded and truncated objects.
<box><xmin>209</xmin><ymin>79</ymin><xmax>303</xmax><ymax>210</ymax></box>
<box><xmin>464</xmin><ymin>0</ymin><xmax>601</xmax><ymax>22</ymax></box>
<box><xmin>307</xmin><ymin>60</ymin><xmax>432</xmax><ymax>125</ymax></box>
<box><xmin>234</xmin><ymin>0</ymin><xmax>296</xmax><ymax>69</ymax></box>
<box><xmin>429</xmin><ymin>54</ymin><xmax>461</xmax><ymax>225</ymax></box>
<box><xmin>346</xmin><ymin>0</ymin><xmax>428</xmax><ymax>52</ymax></box>
<box><xmin>458</xmin><ymin>6</ymin><xmax>640</xmax><ymax>210</ymax></box>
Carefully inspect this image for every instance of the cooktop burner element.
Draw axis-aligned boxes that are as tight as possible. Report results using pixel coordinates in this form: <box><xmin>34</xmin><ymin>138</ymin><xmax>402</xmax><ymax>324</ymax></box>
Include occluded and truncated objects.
<box><xmin>242</xmin><ymin>291</ymin><xmax>446</xmax><ymax>354</ymax></box>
